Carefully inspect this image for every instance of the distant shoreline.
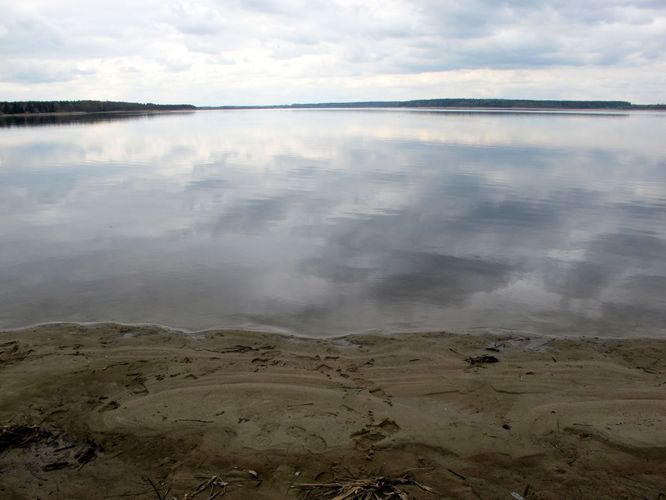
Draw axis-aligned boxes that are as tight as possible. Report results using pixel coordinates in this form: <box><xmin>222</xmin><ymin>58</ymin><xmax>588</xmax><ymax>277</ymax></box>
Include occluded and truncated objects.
<box><xmin>0</xmin><ymin>100</ymin><xmax>196</xmax><ymax>117</ymax></box>
<box><xmin>0</xmin><ymin>107</ymin><xmax>643</xmax><ymax>119</ymax></box>
<box><xmin>0</xmin><ymin>109</ymin><xmax>195</xmax><ymax>118</ymax></box>
<box><xmin>202</xmin><ymin>97</ymin><xmax>666</xmax><ymax>111</ymax></box>
<box><xmin>1</xmin><ymin>98</ymin><xmax>664</xmax><ymax>117</ymax></box>
<box><xmin>1</xmin><ymin>106</ymin><xmax>663</xmax><ymax>121</ymax></box>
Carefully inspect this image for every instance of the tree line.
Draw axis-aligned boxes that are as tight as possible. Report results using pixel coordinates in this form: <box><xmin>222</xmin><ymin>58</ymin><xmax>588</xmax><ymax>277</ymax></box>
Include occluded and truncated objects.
<box><xmin>285</xmin><ymin>98</ymin><xmax>635</xmax><ymax>109</ymax></box>
<box><xmin>4</xmin><ymin>98</ymin><xmax>663</xmax><ymax>115</ymax></box>
<box><xmin>0</xmin><ymin>100</ymin><xmax>196</xmax><ymax>115</ymax></box>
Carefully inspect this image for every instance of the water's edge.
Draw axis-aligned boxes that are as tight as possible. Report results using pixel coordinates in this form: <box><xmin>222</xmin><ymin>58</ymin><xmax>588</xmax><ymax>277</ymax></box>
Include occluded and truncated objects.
<box><xmin>3</xmin><ymin>320</ymin><xmax>664</xmax><ymax>341</ymax></box>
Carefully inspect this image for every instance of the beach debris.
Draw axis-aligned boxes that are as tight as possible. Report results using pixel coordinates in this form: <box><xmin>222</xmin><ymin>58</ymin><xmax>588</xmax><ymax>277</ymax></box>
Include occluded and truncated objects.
<box><xmin>219</xmin><ymin>344</ymin><xmax>275</xmax><ymax>354</ymax></box>
<box><xmin>446</xmin><ymin>468</ymin><xmax>466</xmax><ymax>481</ymax></box>
<box><xmin>145</xmin><ymin>474</ymin><xmax>228</xmax><ymax>499</ymax></box>
<box><xmin>43</xmin><ymin>461</ymin><xmax>70</xmax><ymax>471</ymax></box>
<box><xmin>511</xmin><ymin>492</ymin><xmax>525</xmax><ymax>500</ymax></box>
<box><xmin>294</xmin><ymin>473</ymin><xmax>434</xmax><ymax>499</ymax></box>
<box><xmin>0</xmin><ymin>341</ymin><xmax>34</xmax><ymax>365</ymax></box>
<box><xmin>247</xmin><ymin>469</ymin><xmax>259</xmax><ymax>480</ymax></box>
<box><xmin>0</xmin><ymin>424</ymin><xmax>49</xmax><ymax>452</ymax></box>
<box><xmin>75</xmin><ymin>442</ymin><xmax>98</xmax><ymax>467</ymax></box>
<box><xmin>465</xmin><ymin>355</ymin><xmax>499</xmax><ymax>366</ymax></box>
<box><xmin>485</xmin><ymin>342</ymin><xmax>505</xmax><ymax>352</ymax></box>
<box><xmin>189</xmin><ymin>475</ymin><xmax>229</xmax><ymax>498</ymax></box>
<box><xmin>1</xmin><ymin>423</ymin><xmax>100</xmax><ymax>473</ymax></box>
<box><xmin>144</xmin><ymin>476</ymin><xmax>170</xmax><ymax>500</ymax></box>
<box><xmin>146</xmin><ymin>471</ymin><xmax>266</xmax><ymax>499</ymax></box>
<box><xmin>361</xmin><ymin>358</ymin><xmax>375</xmax><ymax>368</ymax></box>
<box><xmin>0</xmin><ymin>423</ymin><xmax>83</xmax><ymax>455</ymax></box>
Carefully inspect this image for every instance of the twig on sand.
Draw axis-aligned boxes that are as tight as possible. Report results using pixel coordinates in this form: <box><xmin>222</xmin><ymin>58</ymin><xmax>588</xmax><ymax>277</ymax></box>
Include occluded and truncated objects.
<box><xmin>447</xmin><ymin>468</ymin><xmax>466</xmax><ymax>481</ymax></box>
<box><xmin>294</xmin><ymin>473</ymin><xmax>434</xmax><ymax>499</ymax></box>
<box><xmin>190</xmin><ymin>475</ymin><xmax>228</xmax><ymax>498</ymax></box>
<box><xmin>218</xmin><ymin>344</ymin><xmax>275</xmax><ymax>354</ymax></box>
<box><xmin>146</xmin><ymin>474</ymin><xmax>229</xmax><ymax>500</ymax></box>
<box><xmin>144</xmin><ymin>476</ymin><xmax>168</xmax><ymax>500</ymax></box>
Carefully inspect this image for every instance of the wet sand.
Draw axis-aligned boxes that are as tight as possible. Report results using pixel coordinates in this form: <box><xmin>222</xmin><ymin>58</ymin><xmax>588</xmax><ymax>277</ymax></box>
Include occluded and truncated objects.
<box><xmin>1</xmin><ymin>323</ymin><xmax>665</xmax><ymax>499</ymax></box>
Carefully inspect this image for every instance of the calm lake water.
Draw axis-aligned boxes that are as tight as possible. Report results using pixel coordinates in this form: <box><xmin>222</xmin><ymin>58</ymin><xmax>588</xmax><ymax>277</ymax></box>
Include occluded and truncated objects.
<box><xmin>1</xmin><ymin>109</ymin><xmax>665</xmax><ymax>337</ymax></box>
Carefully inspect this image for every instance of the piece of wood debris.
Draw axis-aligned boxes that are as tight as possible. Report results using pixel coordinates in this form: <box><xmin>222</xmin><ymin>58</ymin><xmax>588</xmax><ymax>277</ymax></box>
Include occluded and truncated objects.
<box><xmin>294</xmin><ymin>473</ymin><xmax>434</xmax><ymax>499</ymax></box>
<box><xmin>465</xmin><ymin>355</ymin><xmax>499</xmax><ymax>366</ymax></box>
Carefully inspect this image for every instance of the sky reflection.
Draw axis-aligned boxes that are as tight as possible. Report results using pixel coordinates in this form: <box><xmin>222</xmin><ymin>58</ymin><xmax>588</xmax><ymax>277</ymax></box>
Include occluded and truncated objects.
<box><xmin>0</xmin><ymin>110</ymin><xmax>665</xmax><ymax>336</ymax></box>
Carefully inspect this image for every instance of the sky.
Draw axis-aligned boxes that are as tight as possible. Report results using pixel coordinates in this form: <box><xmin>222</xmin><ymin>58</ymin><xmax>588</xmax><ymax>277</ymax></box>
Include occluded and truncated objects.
<box><xmin>1</xmin><ymin>0</ymin><xmax>665</xmax><ymax>106</ymax></box>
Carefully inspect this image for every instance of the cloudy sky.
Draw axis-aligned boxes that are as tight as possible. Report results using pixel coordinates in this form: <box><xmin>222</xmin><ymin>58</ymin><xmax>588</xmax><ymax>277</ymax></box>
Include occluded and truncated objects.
<box><xmin>1</xmin><ymin>0</ymin><xmax>665</xmax><ymax>105</ymax></box>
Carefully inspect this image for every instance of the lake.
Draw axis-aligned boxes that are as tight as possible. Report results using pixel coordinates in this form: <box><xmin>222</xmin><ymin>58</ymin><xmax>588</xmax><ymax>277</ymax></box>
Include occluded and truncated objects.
<box><xmin>1</xmin><ymin>109</ymin><xmax>665</xmax><ymax>336</ymax></box>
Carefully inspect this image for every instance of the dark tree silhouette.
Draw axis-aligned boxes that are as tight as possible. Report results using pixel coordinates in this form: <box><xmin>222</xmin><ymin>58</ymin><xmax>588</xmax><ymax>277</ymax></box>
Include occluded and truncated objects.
<box><xmin>0</xmin><ymin>100</ymin><xmax>196</xmax><ymax>115</ymax></box>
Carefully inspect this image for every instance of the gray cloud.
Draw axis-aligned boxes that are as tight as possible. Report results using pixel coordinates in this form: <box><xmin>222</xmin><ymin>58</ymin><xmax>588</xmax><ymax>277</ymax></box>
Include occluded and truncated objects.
<box><xmin>0</xmin><ymin>61</ymin><xmax>94</xmax><ymax>84</ymax></box>
<box><xmin>0</xmin><ymin>0</ymin><xmax>664</xmax><ymax>104</ymax></box>
<box><xmin>0</xmin><ymin>9</ymin><xmax>64</xmax><ymax>56</ymax></box>
<box><xmin>169</xmin><ymin>2</ymin><xmax>225</xmax><ymax>35</ymax></box>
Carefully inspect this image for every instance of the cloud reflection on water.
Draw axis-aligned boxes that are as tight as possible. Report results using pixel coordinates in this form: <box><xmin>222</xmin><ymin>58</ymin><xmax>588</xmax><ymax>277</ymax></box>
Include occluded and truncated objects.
<box><xmin>0</xmin><ymin>110</ymin><xmax>665</xmax><ymax>336</ymax></box>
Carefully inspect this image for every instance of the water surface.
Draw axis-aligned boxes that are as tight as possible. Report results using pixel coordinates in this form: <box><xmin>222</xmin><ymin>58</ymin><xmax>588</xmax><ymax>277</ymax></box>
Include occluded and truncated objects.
<box><xmin>1</xmin><ymin>109</ymin><xmax>665</xmax><ymax>336</ymax></box>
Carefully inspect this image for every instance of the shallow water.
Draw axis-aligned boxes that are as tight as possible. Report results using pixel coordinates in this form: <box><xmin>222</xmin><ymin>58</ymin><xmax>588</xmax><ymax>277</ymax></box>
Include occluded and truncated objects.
<box><xmin>1</xmin><ymin>109</ymin><xmax>665</xmax><ymax>336</ymax></box>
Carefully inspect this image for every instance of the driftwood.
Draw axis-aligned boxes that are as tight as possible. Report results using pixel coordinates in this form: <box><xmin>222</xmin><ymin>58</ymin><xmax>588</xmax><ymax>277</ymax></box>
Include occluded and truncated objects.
<box><xmin>465</xmin><ymin>355</ymin><xmax>499</xmax><ymax>366</ymax></box>
<box><xmin>0</xmin><ymin>424</ymin><xmax>54</xmax><ymax>452</ymax></box>
<box><xmin>145</xmin><ymin>471</ymin><xmax>261</xmax><ymax>500</ymax></box>
<box><xmin>189</xmin><ymin>475</ymin><xmax>229</xmax><ymax>499</ymax></box>
<box><xmin>145</xmin><ymin>474</ymin><xmax>228</xmax><ymax>500</ymax></box>
<box><xmin>294</xmin><ymin>473</ymin><xmax>434</xmax><ymax>499</ymax></box>
<box><xmin>218</xmin><ymin>344</ymin><xmax>275</xmax><ymax>354</ymax></box>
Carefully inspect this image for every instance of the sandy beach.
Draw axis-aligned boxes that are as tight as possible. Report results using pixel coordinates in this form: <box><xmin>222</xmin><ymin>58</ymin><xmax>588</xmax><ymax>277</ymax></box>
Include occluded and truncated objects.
<box><xmin>0</xmin><ymin>323</ymin><xmax>664</xmax><ymax>499</ymax></box>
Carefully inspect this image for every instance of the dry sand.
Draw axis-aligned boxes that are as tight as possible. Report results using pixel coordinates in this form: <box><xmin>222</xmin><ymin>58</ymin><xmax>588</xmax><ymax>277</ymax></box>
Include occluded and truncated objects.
<box><xmin>0</xmin><ymin>323</ymin><xmax>665</xmax><ymax>499</ymax></box>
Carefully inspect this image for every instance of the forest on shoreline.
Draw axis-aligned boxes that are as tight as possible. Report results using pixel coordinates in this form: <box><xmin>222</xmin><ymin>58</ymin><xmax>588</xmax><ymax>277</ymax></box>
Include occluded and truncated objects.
<box><xmin>0</xmin><ymin>100</ymin><xmax>196</xmax><ymax>115</ymax></box>
<box><xmin>2</xmin><ymin>98</ymin><xmax>665</xmax><ymax>115</ymax></box>
<box><xmin>208</xmin><ymin>98</ymin><xmax>666</xmax><ymax>111</ymax></box>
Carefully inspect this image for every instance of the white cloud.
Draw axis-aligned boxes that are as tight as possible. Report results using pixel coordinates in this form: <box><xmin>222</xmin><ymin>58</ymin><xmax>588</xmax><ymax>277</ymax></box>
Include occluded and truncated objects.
<box><xmin>0</xmin><ymin>0</ymin><xmax>664</xmax><ymax>104</ymax></box>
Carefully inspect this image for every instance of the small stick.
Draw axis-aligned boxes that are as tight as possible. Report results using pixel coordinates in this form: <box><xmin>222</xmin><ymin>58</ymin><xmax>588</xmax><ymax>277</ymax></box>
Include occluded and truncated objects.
<box><xmin>144</xmin><ymin>477</ymin><xmax>164</xmax><ymax>500</ymax></box>
<box><xmin>447</xmin><ymin>468</ymin><xmax>467</xmax><ymax>481</ymax></box>
<box><xmin>295</xmin><ymin>482</ymin><xmax>344</xmax><ymax>488</ymax></box>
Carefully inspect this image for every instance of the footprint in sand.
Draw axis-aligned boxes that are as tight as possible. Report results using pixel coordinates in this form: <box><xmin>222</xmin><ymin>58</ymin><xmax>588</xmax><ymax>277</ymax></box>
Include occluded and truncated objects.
<box><xmin>124</xmin><ymin>373</ymin><xmax>148</xmax><ymax>395</ymax></box>
<box><xmin>374</xmin><ymin>418</ymin><xmax>400</xmax><ymax>433</ymax></box>
<box><xmin>285</xmin><ymin>425</ymin><xmax>327</xmax><ymax>452</ymax></box>
<box><xmin>99</xmin><ymin>400</ymin><xmax>120</xmax><ymax>412</ymax></box>
<box><xmin>304</xmin><ymin>434</ymin><xmax>327</xmax><ymax>452</ymax></box>
<box><xmin>286</xmin><ymin>425</ymin><xmax>306</xmax><ymax>438</ymax></box>
<box><xmin>217</xmin><ymin>427</ymin><xmax>238</xmax><ymax>446</ymax></box>
<box><xmin>255</xmin><ymin>422</ymin><xmax>279</xmax><ymax>447</ymax></box>
<box><xmin>350</xmin><ymin>418</ymin><xmax>401</xmax><ymax>449</ymax></box>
